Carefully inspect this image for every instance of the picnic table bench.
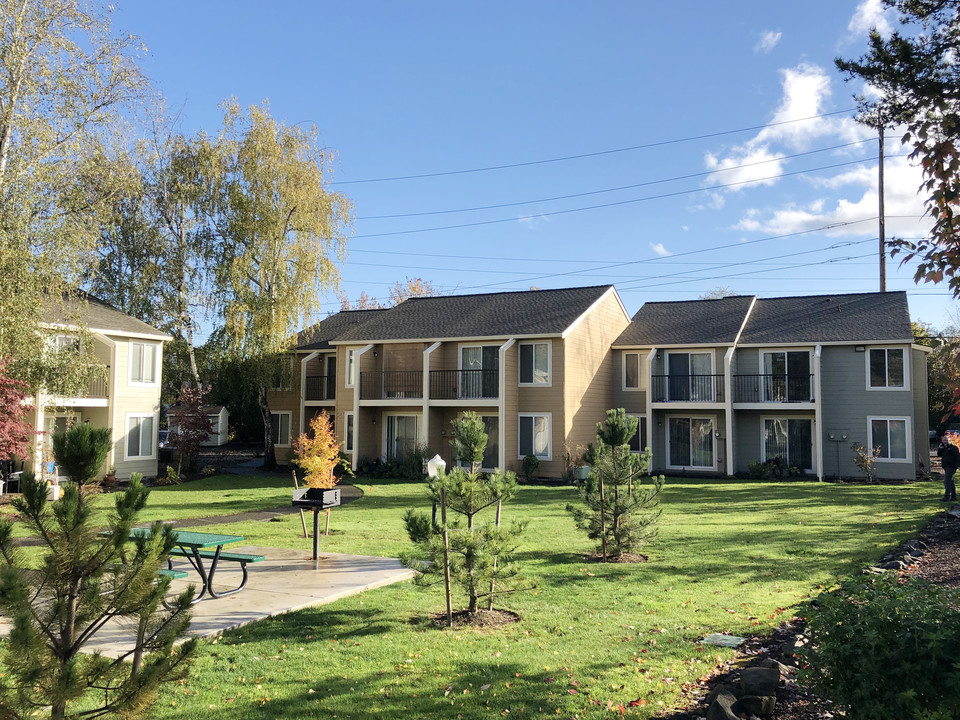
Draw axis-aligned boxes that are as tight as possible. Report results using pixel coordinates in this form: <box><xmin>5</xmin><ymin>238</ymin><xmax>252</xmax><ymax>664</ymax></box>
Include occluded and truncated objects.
<box><xmin>118</xmin><ymin>528</ymin><xmax>264</xmax><ymax>603</ymax></box>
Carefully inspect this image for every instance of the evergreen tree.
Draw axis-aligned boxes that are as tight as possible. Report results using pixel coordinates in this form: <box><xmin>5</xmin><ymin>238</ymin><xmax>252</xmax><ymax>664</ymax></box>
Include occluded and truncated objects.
<box><xmin>567</xmin><ymin>409</ymin><xmax>665</xmax><ymax>561</ymax></box>
<box><xmin>0</xmin><ymin>474</ymin><xmax>195</xmax><ymax>719</ymax></box>
<box><xmin>401</xmin><ymin>412</ymin><xmax>528</xmax><ymax>620</ymax></box>
<box><xmin>51</xmin><ymin>422</ymin><xmax>113</xmax><ymax>488</ymax></box>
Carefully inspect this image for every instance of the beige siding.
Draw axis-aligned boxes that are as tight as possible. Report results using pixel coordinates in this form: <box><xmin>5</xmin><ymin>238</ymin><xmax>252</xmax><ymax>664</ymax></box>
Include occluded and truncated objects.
<box><xmin>562</xmin><ymin>292</ymin><xmax>631</xmax><ymax>469</ymax></box>
<box><xmin>516</xmin><ymin>338</ymin><xmax>565</xmax><ymax>476</ymax></box>
<box><xmin>111</xmin><ymin>337</ymin><xmax>163</xmax><ymax>480</ymax></box>
<box><xmin>501</xmin><ymin>343</ymin><xmax>520</xmax><ymax>475</ymax></box>
<box><xmin>383</xmin><ymin>342</ymin><xmax>426</xmax><ymax>371</ymax></box>
<box><xmin>267</xmin><ymin>352</ymin><xmax>302</xmax><ymax>465</ymax></box>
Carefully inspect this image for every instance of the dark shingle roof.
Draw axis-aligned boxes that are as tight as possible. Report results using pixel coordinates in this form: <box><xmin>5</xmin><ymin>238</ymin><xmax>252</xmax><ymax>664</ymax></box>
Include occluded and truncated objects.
<box><xmin>296</xmin><ymin>309</ymin><xmax>386</xmax><ymax>350</ymax></box>
<box><xmin>46</xmin><ymin>292</ymin><xmax>170</xmax><ymax>339</ymax></box>
<box><xmin>739</xmin><ymin>291</ymin><xmax>913</xmax><ymax>344</ymax></box>
<box><xmin>614</xmin><ymin>296</ymin><xmax>755</xmax><ymax>346</ymax></box>
<box><xmin>332</xmin><ymin>286</ymin><xmax>616</xmax><ymax>342</ymax></box>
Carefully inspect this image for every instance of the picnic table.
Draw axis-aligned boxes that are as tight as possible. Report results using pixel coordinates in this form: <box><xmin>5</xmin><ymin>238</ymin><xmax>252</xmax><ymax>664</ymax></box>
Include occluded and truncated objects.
<box><xmin>122</xmin><ymin>528</ymin><xmax>264</xmax><ymax>603</ymax></box>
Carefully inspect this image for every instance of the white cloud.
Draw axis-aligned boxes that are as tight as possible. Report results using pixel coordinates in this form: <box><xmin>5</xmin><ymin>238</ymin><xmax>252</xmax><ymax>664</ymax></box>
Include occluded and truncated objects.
<box><xmin>848</xmin><ymin>0</ymin><xmax>893</xmax><ymax>39</ymax></box>
<box><xmin>517</xmin><ymin>213</ymin><xmax>549</xmax><ymax>228</ymax></box>
<box><xmin>755</xmin><ymin>30</ymin><xmax>782</xmax><ymax>54</ymax></box>
<box><xmin>705</xmin><ymin>146</ymin><xmax>786</xmax><ymax>190</ymax></box>
<box><xmin>650</xmin><ymin>242</ymin><xmax>671</xmax><ymax>257</ymax></box>
<box><xmin>732</xmin><ymin>155</ymin><xmax>929</xmax><ymax>238</ymax></box>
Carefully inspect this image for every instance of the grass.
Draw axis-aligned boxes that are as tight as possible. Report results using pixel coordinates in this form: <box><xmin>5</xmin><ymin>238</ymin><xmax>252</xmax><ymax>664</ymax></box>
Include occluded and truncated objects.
<box><xmin>1</xmin><ymin>474</ymin><xmax>293</xmax><ymax>538</ymax></box>
<box><xmin>131</xmin><ymin>475</ymin><xmax>943</xmax><ymax>719</ymax></box>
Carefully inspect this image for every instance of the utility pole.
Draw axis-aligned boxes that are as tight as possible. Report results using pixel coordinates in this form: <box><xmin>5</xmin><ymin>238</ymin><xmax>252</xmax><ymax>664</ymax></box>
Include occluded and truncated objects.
<box><xmin>878</xmin><ymin>125</ymin><xmax>887</xmax><ymax>292</ymax></box>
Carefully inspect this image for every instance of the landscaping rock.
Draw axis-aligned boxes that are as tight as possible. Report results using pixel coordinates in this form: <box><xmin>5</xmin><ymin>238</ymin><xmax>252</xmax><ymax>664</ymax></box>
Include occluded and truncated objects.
<box><xmin>739</xmin><ymin>666</ymin><xmax>780</xmax><ymax>696</ymax></box>
<box><xmin>757</xmin><ymin>657</ymin><xmax>794</xmax><ymax>675</ymax></box>
<box><xmin>738</xmin><ymin>693</ymin><xmax>777</xmax><ymax>716</ymax></box>
<box><xmin>706</xmin><ymin>688</ymin><xmax>740</xmax><ymax>720</ymax></box>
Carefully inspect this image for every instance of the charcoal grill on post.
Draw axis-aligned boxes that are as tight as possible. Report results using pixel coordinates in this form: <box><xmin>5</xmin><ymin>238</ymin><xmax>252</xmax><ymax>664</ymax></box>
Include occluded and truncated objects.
<box><xmin>292</xmin><ymin>487</ymin><xmax>342</xmax><ymax>560</ymax></box>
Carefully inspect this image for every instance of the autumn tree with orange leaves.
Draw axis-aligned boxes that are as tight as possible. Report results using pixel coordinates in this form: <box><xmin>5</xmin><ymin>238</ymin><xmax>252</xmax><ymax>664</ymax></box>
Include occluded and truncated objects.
<box><xmin>293</xmin><ymin>411</ymin><xmax>342</xmax><ymax>489</ymax></box>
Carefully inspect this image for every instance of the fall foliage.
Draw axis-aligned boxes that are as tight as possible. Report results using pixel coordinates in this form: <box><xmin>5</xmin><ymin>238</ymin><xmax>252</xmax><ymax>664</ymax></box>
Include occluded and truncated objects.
<box><xmin>293</xmin><ymin>411</ymin><xmax>342</xmax><ymax>489</ymax></box>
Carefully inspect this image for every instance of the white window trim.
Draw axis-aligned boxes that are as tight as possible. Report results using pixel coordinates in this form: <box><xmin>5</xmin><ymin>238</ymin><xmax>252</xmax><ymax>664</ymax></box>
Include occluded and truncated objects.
<box><xmin>458</xmin><ymin>343</ymin><xmax>500</xmax><ymax>370</ymax></box>
<box><xmin>128</xmin><ymin>341</ymin><xmax>158</xmax><ymax>386</ymax></box>
<box><xmin>124</xmin><ymin>412</ymin><xmax>158</xmax><ymax>461</ymax></box>
<box><xmin>382</xmin><ymin>413</ymin><xmax>422</xmax><ymax>462</ymax></box>
<box><xmin>867</xmin><ymin>415</ymin><xmax>912</xmax><ymax>463</ymax></box>
<box><xmin>666</xmin><ymin>350</ymin><xmax>715</xmax><ymax>374</ymax></box>
<box><xmin>758</xmin><ymin>349</ymin><xmax>813</xmax><ymax>402</ymax></box>
<box><xmin>345</xmin><ymin>349</ymin><xmax>357</xmax><ymax>388</ymax></box>
<box><xmin>272</xmin><ymin>411</ymin><xmax>292</xmax><ymax>447</ymax></box>
<box><xmin>865</xmin><ymin>347</ymin><xmax>909</xmax><ymax>391</ymax></box>
<box><xmin>626</xmin><ymin>413</ymin><xmax>648</xmax><ymax>454</ymax></box>
<box><xmin>518</xmin><ymin>412</ymin><xmax>552</xmax><ymax>461</ymax></box>
<box><xmin>760</xmin><ymin>415</ymin><xmax>815</xmax><ymax>472</ymax></box>
<box><xmin>518</xmin><ymin>341</ymin><xmax>552</xmax><ymax>387</ymax></box>
<box><xmin>622</xmin><ymin>351</ymin><xmax>644</xmax><ymax>392</ymax></box>
<box><xmin>665</xmin><ymin>415</ymin><xmax>717</xmax><ymax>471</ymax></box>
<box><xmin>344</xmin><ymin>411</ymin><xmax>355</xmax><ymax>452</ymax></box>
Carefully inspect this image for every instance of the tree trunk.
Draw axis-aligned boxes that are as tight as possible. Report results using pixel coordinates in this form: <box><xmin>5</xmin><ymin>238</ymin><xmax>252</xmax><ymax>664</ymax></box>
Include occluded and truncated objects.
<box><xmin>258</xmin><ymin>386</ymin><xmax>276</xmax><ymax>469</ymax></box>
<box><xmin>599</xmin><ymin>471</ymin><xmax>607</xmax><ymax>562</ymax></box>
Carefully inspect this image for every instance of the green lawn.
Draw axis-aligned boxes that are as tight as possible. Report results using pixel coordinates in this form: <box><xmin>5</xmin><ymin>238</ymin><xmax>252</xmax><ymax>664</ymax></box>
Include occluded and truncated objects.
<box><xmin>1</xmin><ymin>474</ymin><xmax>293</xmax><ymax>537</ymax></box>
<box><xmin>135</xmin><ymin>476</ymin><xmax>942</xmax><ymax>719</ymax></box>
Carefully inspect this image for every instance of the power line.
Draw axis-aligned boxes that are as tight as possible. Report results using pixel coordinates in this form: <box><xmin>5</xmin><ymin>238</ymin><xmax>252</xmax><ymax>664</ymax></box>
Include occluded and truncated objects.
<box><xmin>353</xmin><ymin>157</ymin><xmax>900</xmax><ymax>240</ymax></box>
<box><xmin>356</xmin><ymin>140</ymin><xmax>873</xmax><ymax>220</ymax></box>
<box><xmin>334</xmin><ymin>109</ymin><xmax>857</xmax><ymax>185</ymax></box>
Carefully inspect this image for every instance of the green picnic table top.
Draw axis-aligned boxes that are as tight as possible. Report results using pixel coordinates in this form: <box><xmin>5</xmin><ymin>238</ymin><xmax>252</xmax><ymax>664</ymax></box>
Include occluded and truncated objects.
<box><xmin>126</xmin><ymin>527</ymin><xmax>244</xmax><ymax>549</ymax></box>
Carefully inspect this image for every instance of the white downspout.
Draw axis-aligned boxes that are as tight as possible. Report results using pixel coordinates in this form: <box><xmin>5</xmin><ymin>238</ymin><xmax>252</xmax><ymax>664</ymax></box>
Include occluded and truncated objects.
<box><xmin>723</xmin><ymin>346</ymin><xmax>735</xmax><ymax>477</ymax></box>
<box><xmin>300</xmin><ymin>351</ymin><xmax>319</xmax><ymax>445</ymax></box>
<box><xmin>499</xmin><ymin>339</ymin><xmax>517</xmax><ymax>471</ymax></box>
<box><xmin>646</xmin><ymin>347</ymin><xmax>657</xmax><ymax>469</ymax></box>
<box><xmin>814</xmin><ymin>344</ymin><xmax>824</xmax><ymax>481</ymax></box>
<box><xmin>422</xmin><ymin>342</ymin><xmax>442</xmax><ymax>455</ymax></box>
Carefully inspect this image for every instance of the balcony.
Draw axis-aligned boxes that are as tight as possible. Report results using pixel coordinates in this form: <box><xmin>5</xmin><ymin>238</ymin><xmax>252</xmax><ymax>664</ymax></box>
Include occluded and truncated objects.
<box><xmin>429</xmin><ymin>369</ymin><xmax>500</xmax><ymax>400</ymax></box>
<box><xmin>359</xmin><ymin>371</ymin><xmax>424</xmax><ymax>400</ymax></box>
<box><xmin>304</xmin><ymin>375</ymin><xmax>335</xmax><ymax>401</ymax></box>
<box><xmin>85</xmin><ymin>375</ymin><xmax>108</xmax><ymax>399</ymax></box>
<box><xmin>651</xmin><ymin>374</ymin><xmax>724</xmax><ymax>403</ymax></box>
<box><xmin>733</xmin><ymin>374</ymin><xmax>813</xmax><ymax>403</ymax></box>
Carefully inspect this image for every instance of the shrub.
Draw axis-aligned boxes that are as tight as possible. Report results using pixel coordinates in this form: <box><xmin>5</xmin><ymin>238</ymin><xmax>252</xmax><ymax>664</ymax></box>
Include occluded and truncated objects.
<box><xmin>51</xmin><ymin>422</ymin><xmax>112</xmax><ymax>487</ymax></box>
<box><xmin>168</xmin><ymin>385</ymin><xmax>214</xmax><ymax>473</ymax></box>
<box><xmin>292</xmin><ymin>411</ymin><xmax>341</xmax><ymax>489</ymax></box>
<box><xmin>521</xmin><ymin>454</ymin><xmax>540</xmax><ymax>481</ymax></box>
<box><xmin>156</xmin><ymin>465</ymin><xmax>181</xmax><ymax>486</ymax></box>
<box><xmin>201</xmin><ymin>465</ymin><xmax>217</xmax><ymax>477</ymax></box>
<box><xmin>851</xmin><ymin>442</ymin><xmax>880</xmax><ymax>482</ymax></box>
<box><xmin>748</xmin><ymin>460</ymin><xmax>770</xmax><ymax>479</ymax></box>
<box><xmin>800</xmin><ymin>574</ymin><xmax>960</xmax><ymax>719</ymax></box>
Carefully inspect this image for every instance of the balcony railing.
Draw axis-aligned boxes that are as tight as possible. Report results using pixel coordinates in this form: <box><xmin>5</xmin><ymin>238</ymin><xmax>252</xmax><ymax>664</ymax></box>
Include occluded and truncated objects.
<box><xmin>304</xmin><ymin>375</ymin><xmax>335</xmax><ymax>401</ymax></box>
<box><xmin>359</xmin><ymin>371</ymin><xmax>424</xmax><ymax>400</ymax></box>
<box><xmin>429</xmin><ymin>369</ymin><xmax>500</xmax><ymax>400</ymax></box>
<box><xmin>85</xmin><ymin>375</ymin><xmax>108</xmax><ymax>399</ymax></box>
<box><xmin>651</xmin><ymin>374</ymin><xmax>724</xmax><ymax>403</ymax></box>
<box><xmin>732</xmin><ymin>374</ymin><xmax>813</xmax><ymax>403</ymax></box>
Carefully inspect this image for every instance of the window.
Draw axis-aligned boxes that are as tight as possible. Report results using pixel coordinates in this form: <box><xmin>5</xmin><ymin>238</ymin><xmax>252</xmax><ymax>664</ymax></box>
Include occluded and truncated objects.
<box><xmin>519</xmin><ymin>413</ymin><xmax>551</xmax><ymax>460</ymax></box>
<box><xmin>627</xmin><ymin>414</ymin><xmax>649</xmax><ymax>455</ymax></box>
<box><xmin>345</xmin><ymin>349</ymin><xmax>357</xmax><ymax>387</ymax></box>
<box><xmin>763</xmin><ymin>418</ymin><xmax>813</xmax><ymax>471</ymax></box>
<box><xmin>460</xmin><ymin>345</ymin><xmax>499</xmax><ymax>398</ymax></box>
<box><xmin>129</xmin><ymin>342</ymin><xmax>157</xmax><ymax>384</ymax></box>
<box><xmin>385</xmin><ymin>414</ymin><xmax>419</xmax><ymax>461</ymax></box>
<box><xmin>344</xmin><ymin>412</ymin><xmax>355</xmax><ymax>452</ymax></box>
<box><xmin>126</xmin><ymin>413</ymin><xmax>156</xmax><ymax>459</ymax></box>
<box><xmin>271</xmin><ymin>412</ymin><xmax>291</xmax><ymax>447</ymax></box>
<box><xmin>667</xmin><ymin>417</ymin><xmax>714</xmax><ymax>468</ymax></box>
<box><xmin>667</xmin><ymin>352</ymin><xmax>713</xmax><ymax>401</ymax></box>
<box><xmin>868</xmin><ymin>348</ymin><xmax>905</xmax><ymax>389</ymax></box>
<box><xmin>519</xmin><ymin>342</ymin><xmax>550</xmax><ymax>385</ymax></box>
<box><xmin>623</xmin><ymin>352</ymin><xmax>642</xmax><ymax>390</ymax></box>
<box><xmin>761</xmin><ymin>351</ymin><xmax>811</xmax><ymax>402</ymax></box>
<box><xmin>47</xmin><ymin>334</ymin><xmax>79</xmax><ymax>353</ymax></box>
<box><xmin>869</xmin><ymin>417</ymin><xmax>909</xmax><ymax>462</ymax></box>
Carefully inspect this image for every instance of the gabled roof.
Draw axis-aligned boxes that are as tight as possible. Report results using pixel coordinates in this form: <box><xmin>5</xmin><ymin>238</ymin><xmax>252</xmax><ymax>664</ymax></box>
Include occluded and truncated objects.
<box><xmin>296</xmin><ymin>309</ymin><xmax>386</xmax><ymax>350</ymax></box>
<box><xmin>332</xmin><ymin>286</ymin><xmax>618</xmax><ymax>343</ymax></box>
<box><xmin>613</xmin><ymin>295</ymin><xmax>755</xmax><ymax>346</ymax></box>
<box><xmin>739</xmin><ymin>291</ymin><xmax>913</xmax><ymax>344</ymax></box>
<box><xmin>46</xmin><ymin>292</ymin><xmax>171</xmax><ymax>340</ymax></box>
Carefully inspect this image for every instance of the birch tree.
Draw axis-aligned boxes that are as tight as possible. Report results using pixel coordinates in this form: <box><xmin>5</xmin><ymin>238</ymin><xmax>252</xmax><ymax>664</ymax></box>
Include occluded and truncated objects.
<box><xmin>208</xmin><ymin>101</ymin><xmax>352</xmax><ymax>467</ymax></box>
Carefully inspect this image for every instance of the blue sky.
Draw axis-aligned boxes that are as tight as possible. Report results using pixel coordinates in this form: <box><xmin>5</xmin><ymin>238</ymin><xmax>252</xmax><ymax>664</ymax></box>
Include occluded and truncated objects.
<box><xmin>116</xmin><ymin>0</ymin><xmax>954</xmax><ymax>330</ymax></box>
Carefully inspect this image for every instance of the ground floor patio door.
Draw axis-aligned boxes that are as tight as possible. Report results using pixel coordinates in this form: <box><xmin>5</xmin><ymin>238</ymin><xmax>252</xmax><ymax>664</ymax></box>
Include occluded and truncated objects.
<box><xmin>763</xmin><ymin>418</ymin><xmax>813</xmax><ymax>472</ymax></box>
<box><xmin>385</xmin><ymin>414</ymin><xmax>419</xmax><ymax>461</ymax></box>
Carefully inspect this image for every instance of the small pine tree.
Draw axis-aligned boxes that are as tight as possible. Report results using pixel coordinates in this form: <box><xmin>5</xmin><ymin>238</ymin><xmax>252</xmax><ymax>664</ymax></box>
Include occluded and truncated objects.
<box><xmin>51</xmin><ymin>421</ymin><xmax>112</xmax><ymax>488</ymax></box>
<box><xmin>169</xmin><ymin>385</ymin><xmax>215</xmax><ymax>473</ymax></box>
<box><xmin>293</xmin><ymin>410</ymin><xmax>342</xmax><ymax>489</ymax></box>
<box><xmin>0</xmin><ymin>473</ymin><xmax>196</xmax><ymax>719</ymax></box>
<box><xmin>567</xmin><ymin>409</ymin><xmax>665</xmax><ymax>561</ymax></box>
<box><xmin>402</xmin><ymin>412</ymin><xmax>529</xmax><ymax>620</ymax></box>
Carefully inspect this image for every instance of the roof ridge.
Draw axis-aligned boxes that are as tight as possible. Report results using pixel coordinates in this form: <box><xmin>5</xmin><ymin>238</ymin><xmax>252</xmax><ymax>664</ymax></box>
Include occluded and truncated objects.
<box><xmin>401</xmin><ymin>284</ymin><xmax>613</xmax><ymax>304</ymax></box>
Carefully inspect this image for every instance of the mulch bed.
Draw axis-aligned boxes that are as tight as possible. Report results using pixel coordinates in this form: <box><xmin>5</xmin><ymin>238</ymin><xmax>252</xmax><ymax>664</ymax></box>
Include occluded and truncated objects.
<box><xmin>656</xmin><ymin>507</ymin><xmax>960</xmax><ymax>720</ymax></box>
<box><xmin>430</xmin><ymin>609</ymin><xmax>520</xmax><ymax>629</ymax></box>
<box><xmin>586</xmin><ymin>552</ymin><xmax>649</xmax><ymax>563</ymax></box>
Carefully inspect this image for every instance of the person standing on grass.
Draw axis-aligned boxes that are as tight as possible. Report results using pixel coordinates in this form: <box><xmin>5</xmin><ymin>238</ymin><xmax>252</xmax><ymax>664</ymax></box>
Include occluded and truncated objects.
<box><xmin>936</xmin><ymin>434</ymin><xmax>959</xmax><ymax>503</ymax></box>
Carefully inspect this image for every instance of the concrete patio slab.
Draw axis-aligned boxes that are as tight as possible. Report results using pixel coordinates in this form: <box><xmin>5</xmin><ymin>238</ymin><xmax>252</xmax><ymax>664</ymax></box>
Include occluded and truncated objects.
<box><xmin>0</xmin><ymin>547</ymin><xmax>414</xmax><ymax>658</ymax></box>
